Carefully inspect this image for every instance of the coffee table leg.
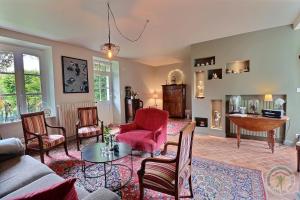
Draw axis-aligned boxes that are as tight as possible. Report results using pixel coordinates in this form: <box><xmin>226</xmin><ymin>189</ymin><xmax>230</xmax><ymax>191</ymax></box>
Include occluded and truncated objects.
<box><xmin>104</xmin><ymin>163</ymin><xmax>107</xmax><ymax>188</ymax></box>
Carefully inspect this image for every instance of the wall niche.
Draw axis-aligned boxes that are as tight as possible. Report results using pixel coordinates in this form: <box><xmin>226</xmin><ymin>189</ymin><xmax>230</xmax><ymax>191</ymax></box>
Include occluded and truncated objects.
<box><xmin>225</xmin><ymin>60</ymin><xmax>250</xmax><ymax>74</ymax></box>
<box><xmin>195</xmin><ymin>70</ymin><xmax>205</xmax><ymax>98</ymax></box>
<box><xmin>211</xmin><ymin>100</ymin><xmax>222</xmax><ymax>130</ymax></box>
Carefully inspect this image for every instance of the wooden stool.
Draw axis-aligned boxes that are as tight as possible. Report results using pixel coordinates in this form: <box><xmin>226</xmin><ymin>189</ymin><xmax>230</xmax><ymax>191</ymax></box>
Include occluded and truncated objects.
<box><xmin>297</xmin><ymin>142</ymin><xmax>300</xmax><ymax>172</ymax></box>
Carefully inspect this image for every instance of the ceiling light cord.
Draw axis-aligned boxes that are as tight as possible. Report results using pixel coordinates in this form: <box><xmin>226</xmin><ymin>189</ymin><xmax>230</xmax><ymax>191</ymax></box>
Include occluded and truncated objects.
<box><xmin>107</xmin><ymin>3</ymin><xmax>149</xmax><ymax>43</ymax></box>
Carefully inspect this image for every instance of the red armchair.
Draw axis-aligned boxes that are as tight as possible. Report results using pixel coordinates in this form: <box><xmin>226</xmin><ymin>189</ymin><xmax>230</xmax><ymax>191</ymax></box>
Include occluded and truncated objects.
<box><xmin>116</xmin><ymin>108</ymin><xmax>169</xmax><ymax>156</ymax></box>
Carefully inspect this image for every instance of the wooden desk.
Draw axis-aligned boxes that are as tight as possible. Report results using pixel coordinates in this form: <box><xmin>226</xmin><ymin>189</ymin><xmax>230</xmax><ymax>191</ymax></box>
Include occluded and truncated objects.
<box><xmin>227</xmin><ymin>114</ymin><xmax>289</xmax><ymax>153</ymax></box>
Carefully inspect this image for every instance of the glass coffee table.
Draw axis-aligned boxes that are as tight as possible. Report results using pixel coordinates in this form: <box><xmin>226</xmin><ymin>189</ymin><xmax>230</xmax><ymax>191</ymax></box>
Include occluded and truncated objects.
<box><xmin>81</xmin><ymin>142</ymin><xmax>133</xmax><ymax>191</ymax></box>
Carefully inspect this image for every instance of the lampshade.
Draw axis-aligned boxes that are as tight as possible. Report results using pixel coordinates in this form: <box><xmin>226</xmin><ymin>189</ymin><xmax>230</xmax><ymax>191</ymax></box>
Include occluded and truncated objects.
<box><xmin>153</xmin><ymin>92</ymin><xmax>158</xmax><ymax>99</ymax></box>
<box><xmin>264</xmin><ymin>94</ymin><xmax>273</xmax><ymax>102</ymax></box>
<box><xmin>100</xmin><ymin>43</ymin><xmax>120</xmax><ymax>59</ymax></box>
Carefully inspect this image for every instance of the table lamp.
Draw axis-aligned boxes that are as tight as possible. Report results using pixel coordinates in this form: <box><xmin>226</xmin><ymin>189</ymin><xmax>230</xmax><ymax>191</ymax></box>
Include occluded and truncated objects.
<box><xmin>264</xmin><ymin>94</ymin><xmax>273</xmax><ymax>102</ymax></box>
<box><xmin>153</xmin><ymin>92</ymin><xmax>158</xmax><ymax>108</ymax></box>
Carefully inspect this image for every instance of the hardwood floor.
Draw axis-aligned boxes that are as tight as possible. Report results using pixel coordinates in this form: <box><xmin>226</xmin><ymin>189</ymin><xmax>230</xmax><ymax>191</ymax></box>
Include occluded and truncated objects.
<box><xmin>168</xmin><ymin>134</ymin><xmax>299</xmax><ymax>200</ymax></box>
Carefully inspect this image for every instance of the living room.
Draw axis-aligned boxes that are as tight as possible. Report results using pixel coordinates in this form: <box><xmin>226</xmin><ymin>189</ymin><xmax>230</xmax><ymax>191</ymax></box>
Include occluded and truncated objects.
<box><xmin>0</xmin><ymin>1</ymin><xmax>300</xmax><ymax>200</ymax></box>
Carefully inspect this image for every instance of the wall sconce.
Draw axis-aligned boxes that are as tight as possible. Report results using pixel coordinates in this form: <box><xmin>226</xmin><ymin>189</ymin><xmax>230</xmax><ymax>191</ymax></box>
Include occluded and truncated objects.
<box><xmin>264</xmin><ymin>94</ymin><xmax>273</xmax><ymax>102</ymax></box>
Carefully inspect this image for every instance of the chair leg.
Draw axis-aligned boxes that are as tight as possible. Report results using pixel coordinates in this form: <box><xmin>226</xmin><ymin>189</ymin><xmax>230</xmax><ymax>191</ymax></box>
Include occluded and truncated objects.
<box><xmin>40</xmin><ymin>152</ymin><xmax>45</xmax><ymax>163</ymax></box>
<box><xmin>80</xmin><ymin>139</ymin><xmax>82</xmax><ymax>144</ymax></box>
<box><xmin>46</xmin><ymin>151</ymin><xmax>49</xmax><ymax>156</ymax></box>
<box><xmin>175</xmin><ymin>193</ymin><xmax>179</xmax><ymax>200</ymax></box>
<box><xmin>64</xmin><ymin>142</ymin><xmax>69</xmax><ymax>156</ymax></box>
<box><xmin>97</xmin><ymin>136</ymin><xmax>99</xmax><ymax>142</ymax></box>
<box><xmin>189</xmin><ymin>175</ymin><xmax>194</xmax><ymax>198</ymax></box>
<box><xmin>77</xmin><ymin>139</ymin><xmax>80</xmax><ymax>151</ymax></box>
<box><xmin>138</xmin><ymin>176</ymin><xmax>144</xmax><ymax>200</ymax></box>
<box><xmin>151</xmin><ymin>152</ymin><xmax>154</xmax><ymax>158</ymax></box>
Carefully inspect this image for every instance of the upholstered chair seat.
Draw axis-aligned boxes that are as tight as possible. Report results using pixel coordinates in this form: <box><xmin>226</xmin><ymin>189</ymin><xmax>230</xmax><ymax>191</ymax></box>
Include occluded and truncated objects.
<box><xmin>21</xmin><ymin>111</ymin><xmax>68</xmax><ymax>163</ymax></box>
<box><xmin>27</xmin><ymin>135</ymin><xmax>65</xmax><ymax>149</ymax></box>
<box><xmin>78</xmin><ymin>126</ymin><xmax>102</xmax><ymax>138</ymax></box>
<box><xmin>76</xmin><ymin>107</ymin><xmax>103</xmax><ymax>150</ymax></box>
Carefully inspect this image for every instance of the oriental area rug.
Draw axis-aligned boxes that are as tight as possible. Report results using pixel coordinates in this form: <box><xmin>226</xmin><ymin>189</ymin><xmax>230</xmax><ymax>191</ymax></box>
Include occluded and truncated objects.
<box><xmin>167</xmin><ymin>119</ymin><xmax>190</xmax><ymax>136</ymax></box>
<box><xmin>45</xmin><ymin>150</ymin><xmax>266</xmax><ymax>200</ymax></box>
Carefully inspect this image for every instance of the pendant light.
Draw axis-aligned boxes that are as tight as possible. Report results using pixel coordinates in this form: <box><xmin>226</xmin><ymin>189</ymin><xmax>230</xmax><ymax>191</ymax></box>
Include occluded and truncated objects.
<box><xmin>100</xmin><ymin>2</ymin><xmax>149</xmax><ymax>59</ymax></box>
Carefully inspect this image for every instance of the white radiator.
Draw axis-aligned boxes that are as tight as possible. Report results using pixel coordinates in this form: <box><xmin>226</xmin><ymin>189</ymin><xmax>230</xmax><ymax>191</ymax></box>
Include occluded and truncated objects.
<box><xmin>56</xmin><ymin>102</ymin><xmax>95</xmax><ymax>137</ymax></box>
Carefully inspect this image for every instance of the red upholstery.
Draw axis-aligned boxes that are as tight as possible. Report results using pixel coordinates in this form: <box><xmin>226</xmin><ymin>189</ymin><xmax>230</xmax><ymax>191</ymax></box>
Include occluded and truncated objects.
<box><xmin>13</xmin><ymin>178</ymin><xmax>78</xmax><ymax>200</ymax></box>
<box><xmin>116</xmin><ymin>108</ymin><xmax>168</xmax><ymax>153</ymax></box>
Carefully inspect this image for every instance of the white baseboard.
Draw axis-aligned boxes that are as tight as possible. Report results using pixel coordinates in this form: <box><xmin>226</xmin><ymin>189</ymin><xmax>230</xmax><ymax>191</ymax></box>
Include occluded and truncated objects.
<box><xmin>283</xmin><ymin>139</ymin><xmax>295</xmax><ymax>146</ymax></box>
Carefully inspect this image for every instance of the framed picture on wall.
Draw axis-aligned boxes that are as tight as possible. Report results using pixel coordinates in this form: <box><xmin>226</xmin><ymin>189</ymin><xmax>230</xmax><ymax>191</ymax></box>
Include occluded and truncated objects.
<box><xmin>61</xmin><ymin>56</ymin><xmax>89</xmax><ymax>93</ymax></box>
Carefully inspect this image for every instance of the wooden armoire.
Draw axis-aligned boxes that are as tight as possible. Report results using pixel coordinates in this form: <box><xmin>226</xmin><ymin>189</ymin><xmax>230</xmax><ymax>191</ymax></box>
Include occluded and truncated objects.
<box><xmin>162</xmin><ymin>84</ymin><xmax>186</xmax><ymax>118</ymax></box>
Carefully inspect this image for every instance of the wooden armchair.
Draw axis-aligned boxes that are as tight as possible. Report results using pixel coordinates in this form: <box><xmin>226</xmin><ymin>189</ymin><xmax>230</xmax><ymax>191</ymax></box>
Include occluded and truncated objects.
<box><xmin>21</xmin><ymin>111</ymin><xmax>68</xmax><ymax>163</ymax></box>
<box><xmin>76</xmin><ymin>106</ymin><xmax>104</xmax><ymax>150</ymax></box>
<box><xmin>138</xmin><ymin>122</ymin><xmax>196</xmax><ymax>200</ymax></box>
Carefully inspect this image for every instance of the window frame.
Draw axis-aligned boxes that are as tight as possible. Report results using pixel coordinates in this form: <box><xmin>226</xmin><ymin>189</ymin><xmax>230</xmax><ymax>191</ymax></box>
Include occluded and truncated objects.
<box><xmin>0</xmin><ymin>44</ymin><xmax>46</xmax><ymax>124</ymax></box>
<box><xmin>93</xmin><ymin>58</ymin><xmax>112</xmax><ymax>102</ymax></box>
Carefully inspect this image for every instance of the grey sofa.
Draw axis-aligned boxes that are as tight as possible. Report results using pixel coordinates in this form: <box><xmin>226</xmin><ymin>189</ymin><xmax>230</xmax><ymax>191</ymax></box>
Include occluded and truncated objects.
<box><xmin>0</xmin><ymin>138</ymin><xmax>120</xmax><ymax>200</ymax></box>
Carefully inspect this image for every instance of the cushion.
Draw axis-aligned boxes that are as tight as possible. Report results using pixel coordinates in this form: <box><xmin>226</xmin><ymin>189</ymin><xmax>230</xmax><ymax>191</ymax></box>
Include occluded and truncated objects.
<box><xmin>0</xmin><ymin>138</ymin><xmax>24</xmax><ymax>162</ymax></box>
<box><xmin>27</xmin><ymin>135</ymin><xmax>65</xmax><ymax>149</ymax></box>
<box><xmin>0</xmin><ymin>155</ymin><xmax>54</xmax><ymax>198</ymax></box>
<box><xmin>297</xmin><ymin>141</ymin><xmax>300</xmax><ymax>147</ymax></box>
<box><xmin>11</xmin><ymin>178</ymin><xmax>78</xmax><ymax>200</ymax></box>
<box><xmin>116</xmin><ymin>130</ymin><xmax>157</xmax><ymax>152</ymax></box>
<box><xmin>142</xmin><ymin>162</ymin><xmax>176</xmax><ymax>192</ymax></box>
<box><xmin>2</xmin><ymin>174</ymin><xmax>64</xmax><ymax>200</ymax></box>
<box><xmin>78</xmin><ymin>126</ymin><xmax>102</xmax><ymax>138</ymax></box>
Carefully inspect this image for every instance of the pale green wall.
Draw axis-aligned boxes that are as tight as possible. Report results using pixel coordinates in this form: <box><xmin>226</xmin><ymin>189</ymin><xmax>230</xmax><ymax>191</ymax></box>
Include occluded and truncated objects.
<box><xmin>191</xmin><ymin>25</ymin><xmax>300</xmax><ymax>144</ymax></box>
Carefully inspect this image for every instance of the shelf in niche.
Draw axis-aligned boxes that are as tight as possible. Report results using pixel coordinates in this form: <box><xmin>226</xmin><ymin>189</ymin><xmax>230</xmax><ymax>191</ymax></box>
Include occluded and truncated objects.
<box><xmin>225</xmin><ymin>60</ymin><xmax>250</xmax><ymax>74</ymax></box>
<box><xmin>194</xmin><ymin>70</ymin><xmax>205</xmax><ymax>98</ymax></box>
<box><xmin>211</xmin><ymin>99</ymin><xmax>222</xmax><ymax>130</ymax></box>
<box><xmin>194</xmin><ymin>56</ymin><xmax>215</xmax><ymax>67</ymax></box>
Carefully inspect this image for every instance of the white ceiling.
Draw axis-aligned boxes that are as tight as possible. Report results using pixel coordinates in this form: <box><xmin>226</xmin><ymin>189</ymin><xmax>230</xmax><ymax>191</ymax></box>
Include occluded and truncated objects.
<box><xmin>0</xmin><ymin>0</ymin><xmax>299</xmax><ymax>66</ymax></box>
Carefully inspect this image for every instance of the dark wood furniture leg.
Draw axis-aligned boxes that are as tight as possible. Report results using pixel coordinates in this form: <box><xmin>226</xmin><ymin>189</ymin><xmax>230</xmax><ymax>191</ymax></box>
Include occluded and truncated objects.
<box><xmin>268</xmin><ymin>130</ymin><xmax>275</xmax><ymax>153</ymax></box>
<box><xmin>297</xmin><ymin>146</ymin><xmax>300</xmax><ymax>172</ymax></box>
<box><xmin>237</xmin><ymin>126</ymin><xmax>241</xmax><ymax>148</ymax></box>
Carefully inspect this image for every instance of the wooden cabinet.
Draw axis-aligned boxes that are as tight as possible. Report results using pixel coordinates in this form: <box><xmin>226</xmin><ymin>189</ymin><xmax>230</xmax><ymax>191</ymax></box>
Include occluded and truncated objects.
<box><xmin>125</xmin><ymin>98</ymin><xmax>143</xmax><ymax>123</ymax></box>
<box><xmin>162</xmin><ymin>84</ymin><xmax>186</xmax><ymax>118</ymax></box>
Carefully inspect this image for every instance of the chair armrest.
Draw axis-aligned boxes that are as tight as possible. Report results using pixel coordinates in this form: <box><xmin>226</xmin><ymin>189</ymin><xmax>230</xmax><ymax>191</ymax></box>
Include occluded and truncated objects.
<box><xmin>119</xmin><ymin>123</ymin><xmax>137</xmax><ymax>134</ymax></box>
<box><xmin>76</xmin><ymin>120</ymin><xmax>80</xmax><ymax>128</ymax></box>
<box><xmin>46</xmin><ymin>124</ymin><xmax>66</xmax><ymax>137</ymax></box>
<box><xmin>153</xmin><ymin>126</ymin><xmax>164</xmax><ymax>140</ymax></box>
<box><xmin>161</xmin><ymin>141</ymin><xmax>178</xmax><ymax>155</ymax></box>
<box><xmin>0</xmin><ymin>138</ymin><xmax>25</xmax><ymax>162</ymax></box>
<box><xmin>139</xmin><ymin>157</ymin><xmax>176</xmax><ymax>176</ymax></box>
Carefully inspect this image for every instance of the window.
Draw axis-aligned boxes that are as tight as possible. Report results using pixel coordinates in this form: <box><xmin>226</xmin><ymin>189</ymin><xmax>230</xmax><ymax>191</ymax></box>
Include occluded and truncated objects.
<box><xmin>93</xmin><ymin>58</ymin><xmax>111</xmax><ymax>102</ymax></box>
<box><xmin>0</xmin><ymin>50</ymin><xmax>44</xmax><ymax>123</ymax></box>
<box><xmin>23</xmin><ymin>54</ymin><xmax>42</xmax><ymax>113</ymax></box>
<box><xmin>0</xmin><ymin>52</ymin><xmax>17</xmax><ymax>122</ymax></box>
